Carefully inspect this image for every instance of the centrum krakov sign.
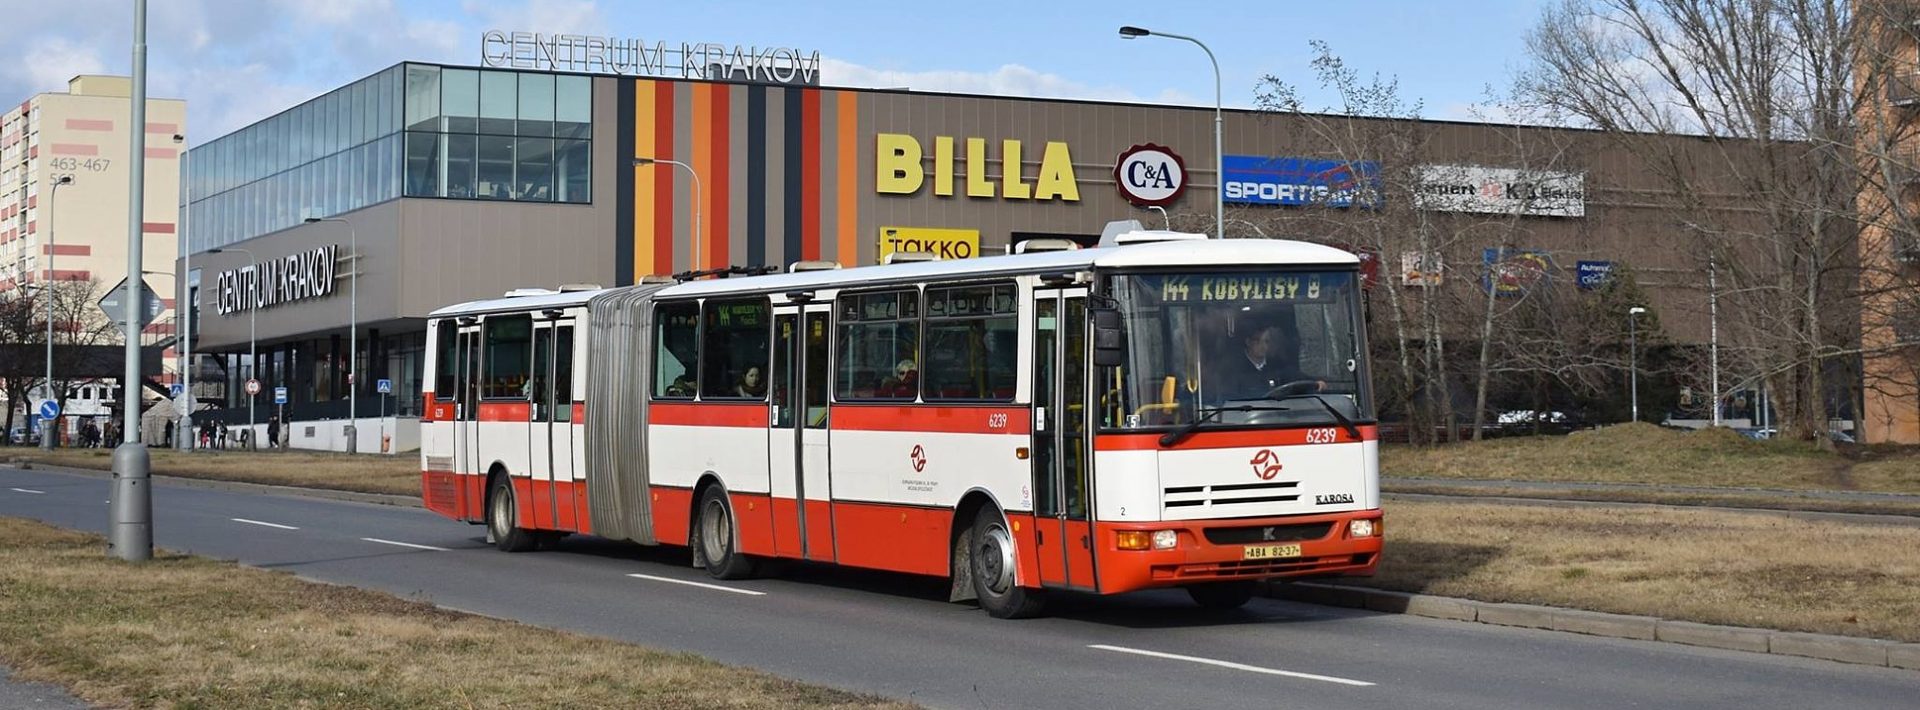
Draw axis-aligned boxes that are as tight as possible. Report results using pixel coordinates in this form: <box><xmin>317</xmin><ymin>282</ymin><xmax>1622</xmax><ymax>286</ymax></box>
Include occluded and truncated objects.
<box><xmin>480</xmin><ymin>30</ymin><xmax>822</xmax><ymax>86</ymax></box>
<box><xmin>216</xmin><ymin>245</ymin><xmax>339</xmax><ymax>316</ymax></box>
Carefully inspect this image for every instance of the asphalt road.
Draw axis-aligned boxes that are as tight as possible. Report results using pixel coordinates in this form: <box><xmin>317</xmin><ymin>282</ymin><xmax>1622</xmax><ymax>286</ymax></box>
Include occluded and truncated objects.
<box><xmin>4</xmin><ymin>465</ymin><xmax>1918</xmax><ymax>710</ymax></box>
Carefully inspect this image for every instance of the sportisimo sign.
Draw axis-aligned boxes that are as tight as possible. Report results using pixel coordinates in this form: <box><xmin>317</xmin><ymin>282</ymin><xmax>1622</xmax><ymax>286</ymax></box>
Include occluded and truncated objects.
<box><xmin>480</xmin><ymin>30</ymin><xmax>822</xmax><ymax>86</ymax></box>
<box><xmin>1222</xmin><ymin>155</ymin><xmax>1382</xmax><ymax>208</ymax></box>
<box><xmin>215</xmin><ymin>245</ymin><xmax>340</xmax><ymax>316</ymax></box>
<box><xmin>1113</xmin><ymin>144</ymin><xmax>1186</xmax><ymax>207</ymax></box>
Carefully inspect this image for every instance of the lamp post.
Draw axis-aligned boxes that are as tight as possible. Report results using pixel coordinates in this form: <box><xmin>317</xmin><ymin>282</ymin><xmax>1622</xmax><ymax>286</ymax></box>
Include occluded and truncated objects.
<box><xmin>630</xmin><ymin>158</ymin><xmax>702</xmax><ymax>272</ymax></box>
<box><xmin>207</xmin><ymin>247</ymin><xmax>255</xmax><ymax>447</ymax></box>
<box><xmin>1629</xmin><ymin>306</ymin><xmax>1646</xmax><ymax>422</ymax></box>
<box><xmin>1120</xmin><ymin>25</ymin><xmax>1223</xmax><ymax>241</ymax></box>
<box><xmin>40</xmin><ymin>175</ymin><xmax>73</xmax><ymax>450</ymax></box>
<box><xmin>304</xmin><ymin>216</ymin><xmax>358</xmax><ymax>453</ymax></box>
<box><xmin>174</xmin><ymin>133</ymin><xmax>192</xmax><ymax>449</ymax></box>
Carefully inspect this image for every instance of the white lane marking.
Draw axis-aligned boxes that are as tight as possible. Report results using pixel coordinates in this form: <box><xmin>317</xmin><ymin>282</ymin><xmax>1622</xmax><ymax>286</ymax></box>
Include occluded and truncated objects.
<box><xmin>360</xmin><ymin>537</ymin><xmax>449</xmax><ymax>552</ymax></box>
<box><xmin>626</xmin><ymin>573</ymin><xmax>766</xmax><ymax>596</ymax></box>
<box><xmin>1087</xmin><ymin>644</ymin><xmax>1375</xmax><ymax>687</ymax></box>
<box><xmin>10</xmin><ymin>487</ymin><xmax>45</xmax><ymax>494</ymax></box>
<box><xmin>231</xmin><ymin>517</ymin><xmax>300</xmax><ymax>530</ymax></box>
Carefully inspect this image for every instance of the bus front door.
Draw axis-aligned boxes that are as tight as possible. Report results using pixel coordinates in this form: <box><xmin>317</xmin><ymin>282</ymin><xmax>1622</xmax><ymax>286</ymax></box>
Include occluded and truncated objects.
<box><xmin>1032</xmin><ymin>289</ymin><xmax>1096</xmax><ymax>591</ymax></box>
<box><xmin>769</xmin><ymin>304</ymin><xmax>836</xmax><ymax>561</ymax></box>
<box><xmin>454</xmin><ymin>324</ymin><xmax>482</xmax><ymax>521</ymax></box>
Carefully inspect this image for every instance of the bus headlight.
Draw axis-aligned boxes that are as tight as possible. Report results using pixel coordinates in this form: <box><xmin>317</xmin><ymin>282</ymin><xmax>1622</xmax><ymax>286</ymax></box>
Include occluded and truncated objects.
<box><xmin>1151</xmin><ymin>530</ymin><xmax>1178</xmax><ymax>550</ymax></box>
<box><xmin>1348</xmin><ymin>519</ymin><xmax>1378</xmax><ymax>538</ymax></box>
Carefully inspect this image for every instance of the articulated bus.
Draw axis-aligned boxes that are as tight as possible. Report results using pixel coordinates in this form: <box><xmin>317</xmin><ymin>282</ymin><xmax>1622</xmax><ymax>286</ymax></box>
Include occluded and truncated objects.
<box><xmin>420</xmin><ymin>231</ymin><xmax>1382</xmax><ymax>617</ymax></box>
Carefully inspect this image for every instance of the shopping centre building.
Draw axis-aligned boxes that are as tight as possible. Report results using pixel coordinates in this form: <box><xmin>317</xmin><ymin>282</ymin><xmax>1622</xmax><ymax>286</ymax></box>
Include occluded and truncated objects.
<box><xmin>180</xmin><ymin>35</ymin><xmax>1834</xmax><ymax>450</ymax></box>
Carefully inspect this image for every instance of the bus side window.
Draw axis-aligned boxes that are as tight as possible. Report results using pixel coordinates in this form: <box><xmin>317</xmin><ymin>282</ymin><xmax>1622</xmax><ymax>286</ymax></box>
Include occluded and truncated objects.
<box><xmin>483</xmin><ymin>314</ymin><xmax>533</xmax><ymax>399</ymax></box>
<box><xmin>434</xmin><ymin>319</ymin><xmax>458</xmax><ymax>401</ymax></box>
<box><xmin>700</xmin><ymin>297</ymin><xmax>769</xmax><ymax>400</ymax></box>
<box><xmin>653</xmin><ymin>302</ymin><xmax>700</xmax><ymax>399</ymax></box>
<box><xmin>835</xmin><ymin>289</ymin><xmax>919</xmax><ymax>402</ymax></box>
<box><xmin>554</xmin><ymin>325</ymin><xmax>574</xmax><ymax>421</ymax></box>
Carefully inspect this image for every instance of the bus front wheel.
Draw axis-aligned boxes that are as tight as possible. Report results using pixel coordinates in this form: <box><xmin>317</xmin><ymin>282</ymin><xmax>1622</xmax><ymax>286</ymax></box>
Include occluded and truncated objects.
<box><xmin>970</xmin><ymin>507</ymin><xmax>1046</xmax><ymax>619</ymax></box>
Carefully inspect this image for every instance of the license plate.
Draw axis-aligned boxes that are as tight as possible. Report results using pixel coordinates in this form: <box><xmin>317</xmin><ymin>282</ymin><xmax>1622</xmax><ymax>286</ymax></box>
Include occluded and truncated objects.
<box><xmin>1242</xmin><ymin>543</ymin><xmax>1302</xmax><ymax>560</ymax></box>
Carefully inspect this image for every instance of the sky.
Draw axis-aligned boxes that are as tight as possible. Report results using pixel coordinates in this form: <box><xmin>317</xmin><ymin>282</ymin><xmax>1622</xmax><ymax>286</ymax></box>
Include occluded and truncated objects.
<box><xmin>0</xmin><ymin>0</ymin><xmax>1547</xmax><ymax>141</ymax></box>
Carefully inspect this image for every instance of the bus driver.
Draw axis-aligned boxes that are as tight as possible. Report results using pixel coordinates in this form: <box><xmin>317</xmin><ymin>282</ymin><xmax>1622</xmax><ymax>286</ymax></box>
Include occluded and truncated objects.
<box><xmin>1215</xmin><ymin>324</ymin><xmax>1322</xmax><ymax>401</ymax></box>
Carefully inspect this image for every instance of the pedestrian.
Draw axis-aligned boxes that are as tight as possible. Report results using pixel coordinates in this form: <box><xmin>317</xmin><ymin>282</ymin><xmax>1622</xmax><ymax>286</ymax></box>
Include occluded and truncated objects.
<box><xmin>217</xmin><ymin>425</ymin><xmax>227</xmax><ymax>450</ymax></box>
<box><xmin>164</xmin><ymin>419</ymin><xmax>175</xmax><ymax>448</ymax></box>
<box><xmin>266</xmin><ymin>415</ymin><xmax>281</xmax><ymax>451</ymax></box>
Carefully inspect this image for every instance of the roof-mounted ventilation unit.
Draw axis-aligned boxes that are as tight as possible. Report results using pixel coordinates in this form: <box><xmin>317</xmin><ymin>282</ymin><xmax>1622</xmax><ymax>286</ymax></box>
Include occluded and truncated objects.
<box><xmin>503</xmin><ymin>288</ymin><xmax>559</xmax><ymax>298</ymax></box>
<box><xmin>882</xmin><ymin>251</ymin><xmax>940</xmax><ymax>264</ymax></box>
<box><xmin>1102</xmin><ymin>229</ymin><xmax>1209</xmax><ymax>248</ymax></box>
<box><xmin>789</xmin><ymin>260</ymin><xmax>843</xmax><ymax>272</ymax></box>
<box><xmin>1015</xmin><ymin>238</ymin><xmax>1082</xmax><ymax>254</ymax></box>
<box><xmin>638</xmin><ymin>274</ymin><xmax>678</xmax><ymax>284</ymax></box>
<box><xmin>557</xmin><ymin>283</ymin><xmax>603</xmax><ymax>292</ymax></box>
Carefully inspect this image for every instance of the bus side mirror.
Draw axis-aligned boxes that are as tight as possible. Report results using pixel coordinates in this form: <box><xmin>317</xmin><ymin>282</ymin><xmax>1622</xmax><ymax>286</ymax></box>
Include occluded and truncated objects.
<box><xmin>1091</xmin><ymin>307</ymin><xmax>1124</xmax><ymax>367</ymax></box>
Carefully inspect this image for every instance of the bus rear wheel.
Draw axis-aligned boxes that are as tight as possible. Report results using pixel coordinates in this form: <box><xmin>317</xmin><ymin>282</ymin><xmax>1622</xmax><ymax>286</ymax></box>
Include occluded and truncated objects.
<box><xmin>970</xmin><ymin>507</ymin><xmax>1046</xmax><ymax>619</ymax></box>
<box><xmin>488</xmin><ymin>475</ymin><xmax>537</xmax><ymax>553</ymax></box>
<box><xmin>1186</xmin><ymin>580</ymin><xmax>1257</xmax><ymax>610</ymax></box>
<box><xmin>695</xmin><ymin>487</ymin><xmax>755</xmax><ymax>580</ymax></box>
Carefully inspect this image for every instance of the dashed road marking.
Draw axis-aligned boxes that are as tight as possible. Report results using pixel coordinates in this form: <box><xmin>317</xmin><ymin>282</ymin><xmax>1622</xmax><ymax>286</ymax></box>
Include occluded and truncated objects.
<box><xmin>360</xmin><ymin>537</ymin><xmax>449</xmax><ymax>551</ymax></box>
<box><xmin>626</xmin><ymin>573</ymin><xmax>766</xmax><ymax>596</ymax></box>
<box><xmin>1087</xmin><ymin>644</ymin><xmax>1376</xmax><ymax>687</ymax></box>
<box><xmin>231</xmin><ymin>517</ymin><xmax>299</xmax><ymax>530</ymax></box>
<box><xmin>9</xmin><ymin>487</ymin><xmax>44</xmax><ymax>494</ymax></box>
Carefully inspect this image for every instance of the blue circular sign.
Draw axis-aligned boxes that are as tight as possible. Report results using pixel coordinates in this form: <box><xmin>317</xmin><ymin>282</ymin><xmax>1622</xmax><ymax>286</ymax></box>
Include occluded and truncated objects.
<box><xmin>37</xmin><ymin>400</ymin><xmax>60</xmax><ymax>420</ymax></box>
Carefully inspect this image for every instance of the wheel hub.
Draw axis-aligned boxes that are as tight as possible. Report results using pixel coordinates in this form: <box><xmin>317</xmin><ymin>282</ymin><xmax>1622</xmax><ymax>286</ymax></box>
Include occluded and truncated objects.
<box><xmin>976</xmin><ymin>523</ymin><xmax>1016</xmax><ymax>595</ymax></box>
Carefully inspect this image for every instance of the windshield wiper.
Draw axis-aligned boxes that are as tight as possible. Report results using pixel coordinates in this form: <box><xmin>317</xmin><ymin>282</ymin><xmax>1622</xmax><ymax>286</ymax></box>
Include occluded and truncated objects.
<box><xmin>1277</xmin><ymin>394</ymin><xmax>1362</xmax><ymax>441</ymax></box>
<box><xmin>1158</xmin><ymin>404</ymin><xmax>1292</xmax><ymax>447</ymax></box>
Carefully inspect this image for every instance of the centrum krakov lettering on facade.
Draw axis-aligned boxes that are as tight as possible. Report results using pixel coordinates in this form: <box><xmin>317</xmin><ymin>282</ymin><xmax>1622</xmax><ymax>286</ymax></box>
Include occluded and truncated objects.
<box><xmin>215</xmin><ymin>245</ymin><xmax>339</xmax><ymax>316</ymax></box>
<box><xmin>479</xmin><ymin>30</ymin><xmax>822</xmax><ymax>86</ymax></box>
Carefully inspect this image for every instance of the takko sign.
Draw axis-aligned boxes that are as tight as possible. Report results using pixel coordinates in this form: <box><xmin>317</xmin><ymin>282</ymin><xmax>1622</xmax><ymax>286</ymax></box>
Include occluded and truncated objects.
<box><xmin>874</xmin><ymin>134</ymin><xmax>1080</xmax><ymax>201</ymax></box>
<box><xmin>215</xmin><ymin>245</ymin><xmax>340</xmax><ymax>316</ymax></box>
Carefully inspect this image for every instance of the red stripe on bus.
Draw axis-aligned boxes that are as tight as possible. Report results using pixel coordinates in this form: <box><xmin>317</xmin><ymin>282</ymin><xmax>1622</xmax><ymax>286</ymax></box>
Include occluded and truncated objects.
<box><xmin>829</xmin><ymin>404</ymin><xmax>1032</xmax><ymax>435</ymax></box>
<box><xmin>476</xmin><ymin>400</ymin><xmax>531</xmax><ymax>422</ymax></box>
<box><xmin>1095</xmin><ymin>424</ymin><xmax>1378</xmax><ymax>451</ymax></box>
<box><xmin>652</xmin><ymin>485</ymin><xmax>693</xmax><ymax>546</ymax></box>
<box><xmin>648</xmin><ymin>401</ymin><xmax>767</xmax><ymax>428</ymax></box>
<box><xmin>827</xmin><ymin>500</ymin><xmax>950</xmax><ymax>575</ymax></box>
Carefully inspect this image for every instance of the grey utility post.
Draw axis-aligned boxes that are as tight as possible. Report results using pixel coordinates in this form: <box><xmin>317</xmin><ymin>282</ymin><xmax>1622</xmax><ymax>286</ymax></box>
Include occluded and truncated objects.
<box><xmin>40</xmin><ymin>175</ymin><xmax>72</xmax><ymax>449</ymax></box>
<box><xmin>174</xmin><ymin>132</ymin><xmax>192</xmax><ymax>449</ymax></box>
<box><xmin>304</xmin><ymin>216</ymin><xmax>358</xmax><ymax>452</ymax></box>
<box><xmin>1119</xmin><ymin>25</ymin><xmax>1223</xmax><ymax>241</ymax></box>
<box><xmin>1629</xmin><ymin>306</ymin><xmax>1646</xmax><ymax>423</ymax></box>
<box><xmin>110</xmin><ymin>0</ymin><xmax>153</xmax><ymax>562</ymax></box>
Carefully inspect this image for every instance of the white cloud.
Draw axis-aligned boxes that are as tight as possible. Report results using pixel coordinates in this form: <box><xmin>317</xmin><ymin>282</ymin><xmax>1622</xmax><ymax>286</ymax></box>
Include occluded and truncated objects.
<box><xmin>821</xmin><ymin>58</ymin><xmax>1144</xmax><ymax>102</ymax></box>
<box><xmin>5</xmin><ymin>36</ymin><xmax>110</xmax><ymax>96</ymax></box>
<box><xmin>461</xmin><ymin>0</ymin><xmax>604</xmax><ymax>34</ymax></box>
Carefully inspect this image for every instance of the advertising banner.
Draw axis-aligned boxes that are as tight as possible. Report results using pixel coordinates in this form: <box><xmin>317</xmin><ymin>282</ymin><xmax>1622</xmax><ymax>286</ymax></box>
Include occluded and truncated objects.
<box><xmin>878</xmin><ymin>226</ymin><xmax>981</xmax><ymax>262</ymax></box>
<box><xmin>1576</xmin><ymin>260</ymin><xmax>1614</xmax><ymax>290</ymax></box>
<box><xmin>1414</xmin><ymin>164</ymin><xmax>1585</xmax><ymax>217</ymax></box>
<box><xmin>1483</xmin><ymin>248</ymin><xmax>1554</xmax><ymax>297</ymax></box>
<box><xmin>1222</xmin><ymin>156</ymin><xmax>1383</xmax><ymax>208</ymax></box>
<box><xmin>1401</xmin><ymin>251</ymin><xmax>1444</xmax><ymax>287</ymax></box>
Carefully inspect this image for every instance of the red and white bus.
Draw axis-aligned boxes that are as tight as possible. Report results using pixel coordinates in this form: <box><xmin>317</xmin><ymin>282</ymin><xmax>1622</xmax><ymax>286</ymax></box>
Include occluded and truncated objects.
<box><xmin>420</xmin><ymin>231</ymin><xmax>1382</xmax><ymax>617</ymax></box>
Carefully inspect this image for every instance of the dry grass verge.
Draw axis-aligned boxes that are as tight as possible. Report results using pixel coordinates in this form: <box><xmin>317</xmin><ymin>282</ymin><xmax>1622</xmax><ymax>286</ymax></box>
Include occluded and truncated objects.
<box><xmin>1384</xmin><ymin>483</ymin><xmax>1920</xmax><ymax>518</ymax></box>
<box><xmin>1383</xmin><ymin>423</ymin><xmax>1920</xmax><ymax>494</ymax></box>
<box><xmin>5</xmin><ymin>448</ymin><xmax>418</xmax><ymax>496</ymax></box>
<box><xmin>0</xmin><ymin>517</ymin><xmax>911</xmax><ymax>709</ymax></box>
<box><xmin>1363</xmin><ymin>500</ymin><xmax>1920</xmax><ymax>642</ymax></box>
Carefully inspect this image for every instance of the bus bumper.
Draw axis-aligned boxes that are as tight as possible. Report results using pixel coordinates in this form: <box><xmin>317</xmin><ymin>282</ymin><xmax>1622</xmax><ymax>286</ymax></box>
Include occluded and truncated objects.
<box><xmin>1089</xmin><ymin>510</ymin><xmax>1382</xmax><ymax>595</ymax></box>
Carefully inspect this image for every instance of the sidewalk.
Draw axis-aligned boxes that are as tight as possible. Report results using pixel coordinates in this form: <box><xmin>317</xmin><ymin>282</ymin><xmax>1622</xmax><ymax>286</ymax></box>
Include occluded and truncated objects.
<box><xmin>0</xmin><ymin>665</ymin><xmax>89</xmax><ymax>709</ymax></box>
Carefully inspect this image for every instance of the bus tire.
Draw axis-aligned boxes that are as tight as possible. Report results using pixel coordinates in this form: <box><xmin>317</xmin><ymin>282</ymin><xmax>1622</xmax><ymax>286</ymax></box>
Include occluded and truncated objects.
<box><xmin>488</xmin><ymin>475</ymin><xmax>537</xmax><ymax>553</ymax></box>
<box><xmin>695</xmin><ymin>486</ymin><xmax>755</xmax><ymax>580</ymax></box>
<box><xmin>970</xmin><ymin>507</ymin><xmax>1046</xmax><ymax>619</ymax></box>
<box><xmin>1186</xmin><ymin>581</ymin><xmax>1257</xmax><ymax>610</ymax></box>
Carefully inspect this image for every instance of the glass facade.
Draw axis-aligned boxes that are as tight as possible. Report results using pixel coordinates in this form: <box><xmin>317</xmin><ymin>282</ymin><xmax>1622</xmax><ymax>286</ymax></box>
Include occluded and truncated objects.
<box><xmin>182</xmin><ymin>63</ymin><xmax>594</xmax><ymax>254</ymax></box>
<box><xmin>403</xmin><ymin>65</ymin><xmax>592</xmax><ymax>202</ymax></box>
<box><xmin>184</xmin><ymin>65</ymin><xmax>404</xmax><ymax>253</ymax></box>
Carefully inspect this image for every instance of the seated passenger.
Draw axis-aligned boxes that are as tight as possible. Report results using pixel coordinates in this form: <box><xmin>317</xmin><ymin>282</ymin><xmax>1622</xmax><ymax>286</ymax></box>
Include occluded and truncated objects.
<box><xmin>883</xmin><ymin>359</ymin><xmax>918</xmax><ymax>398</ymax></box>
<box><xmin>735</xmin><ymin>366</ymin><xmax>766</xmax><ymax>398</ymax></box>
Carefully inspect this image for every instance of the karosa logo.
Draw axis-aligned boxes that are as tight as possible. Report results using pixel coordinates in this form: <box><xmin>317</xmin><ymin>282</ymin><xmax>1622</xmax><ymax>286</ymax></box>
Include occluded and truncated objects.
<box><xmin>1114</xmin><ymin>143</ymin><xmax>1186</xmax><ymax>207</ymax></box>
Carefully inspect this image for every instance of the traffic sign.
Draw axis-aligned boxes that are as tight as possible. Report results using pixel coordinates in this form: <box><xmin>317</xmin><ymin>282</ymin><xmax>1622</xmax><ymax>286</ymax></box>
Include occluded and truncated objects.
<box><xmin>273</xmin><ymin>387</ymin><xmax>288</xmax><ymax>405</ymax></box>
<box><xmin>170</xmin><ymin>382</ymin><xmax>185</xmax><ymax>398</ymax></box>
<box><xmin>97</xmin><ymin>276</ymin><xmax>166</xmax><ymax>329</ymax></box>
<box><xmin>37</xmin><ymin>400</ymin><xmax>59</xmax><ymax>421</ymax></box>
<box><xmin>172</xmin><ymin>393</ymin><xmax>192</xmax><ymax>417</ymax></box>
<box><xmin>376</xmin><ymin>378</ymin><xmax>393</xmax><ymax>394</ymax></box>
<box><xmin>245</xmin><ymin>378</ymin><xmax>262</xmax><ymax>396</ymax></box>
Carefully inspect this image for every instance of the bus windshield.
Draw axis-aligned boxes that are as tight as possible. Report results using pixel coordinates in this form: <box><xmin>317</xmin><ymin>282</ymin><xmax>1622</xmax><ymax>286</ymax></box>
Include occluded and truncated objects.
<box><xmin>1101</xmin><ymin>270</ymin><xmax>1371</xmax><ymax>431</ymax></box>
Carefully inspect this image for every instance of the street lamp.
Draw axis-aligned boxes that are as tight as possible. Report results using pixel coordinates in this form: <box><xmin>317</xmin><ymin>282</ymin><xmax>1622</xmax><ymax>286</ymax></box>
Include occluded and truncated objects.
<box><xmin>207</xmin><ymin>247</ymin><xmax>256</xmax><ymax>447</ymax></box>
<box><xmin>631</xmin><ymin>157</ymin><xmax>703</xmax><ymax>272</ymax></box>
<box><xmin>40</xmin><ymin>175</ymin><xmax>73</xmax><ymax>449</ymax></box>
<box><xmin>1629</xmin><ymin>306</ymin><xmax>1647</xmax><ymax>422</ymax></box>
<box><xmin>303</xmin><ymin>216</ymin><xmax>359</xmax><ymax>452</ymax></box>
<box><xmin>174</xmin><ymin>133</ymin><xmax>193</xmax><ymax>450</ymax></box>
<box><xmin>1120</xmin><ymin>25</ymin><xmax>1223</xmax><ymax>241</ymax></box>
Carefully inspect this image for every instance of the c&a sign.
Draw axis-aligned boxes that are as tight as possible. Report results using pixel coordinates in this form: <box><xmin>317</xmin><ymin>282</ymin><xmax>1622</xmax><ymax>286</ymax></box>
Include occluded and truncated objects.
<box><xmin>1114</xmin><ymin>144</ymin><xmax>1186</xmax><ymax>207</ymax></box>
